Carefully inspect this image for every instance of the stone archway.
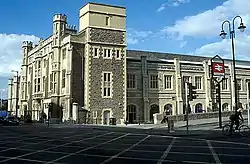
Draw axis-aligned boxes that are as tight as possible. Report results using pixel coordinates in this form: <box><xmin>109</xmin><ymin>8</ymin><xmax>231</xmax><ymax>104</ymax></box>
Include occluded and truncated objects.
<box><xmin>222</xmin><ymin>103</ymin><xmax>229</xmax><ymax>111</ymax></box>
<box><xmin>195</xmin><ymin>103</ymin><xmax>203</xmax><ymax>113</ymax></box>
<box><xmin>127</xmin><ymin>104</ymin><xmax>137</xmax><ymax>124</ymax></box>
<box><xmin>164</xmin><ymin>104</ymin><xmax>173</xmax><ymax>115</ymax></box>
<box><xmin>150</xmin><ymin>104</ymin><xmax>159</xmax><ymax>121</ymax></box>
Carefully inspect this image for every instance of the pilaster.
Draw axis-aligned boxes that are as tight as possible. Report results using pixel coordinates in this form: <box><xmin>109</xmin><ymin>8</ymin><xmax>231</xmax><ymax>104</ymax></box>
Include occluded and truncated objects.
<box><xmin>174</xmin><ymin>58</ymin><xmax>183</xmax><ymax>115</ymax></box>
<box><xmin>203</xmin><ymin>60</ymin><xmax>212</xmax><ymax>112</ymax></box>
<box><xmin>141</xmin><ymin>56</ymin><xmax>149</xmax><ymax>122</ymax></box>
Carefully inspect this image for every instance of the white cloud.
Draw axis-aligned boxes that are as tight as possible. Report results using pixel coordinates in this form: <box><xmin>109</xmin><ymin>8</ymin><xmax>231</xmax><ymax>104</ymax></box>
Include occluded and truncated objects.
<box><xmin>157</xmin><ymin>0</ymin><xmax>190</xmax><ymax>12</ymax></box>
<box><xmin>193</xmin><ymin>34</ymin><xmax>250</xmax><ymax>60</ymax></box>
<box><xmin>127</xmin><ymin>28</ymin><xmax>153</xmax><ymax>45</ymax></box>
<box><xmin>163</xmin><ymin>0</ymin><xmax>250</xmax><ymax>39</ymax></box>
<box><xmin>0</xmin><ymin>34</ymin><xmax>39</xmax><ymax>76</ymax></box>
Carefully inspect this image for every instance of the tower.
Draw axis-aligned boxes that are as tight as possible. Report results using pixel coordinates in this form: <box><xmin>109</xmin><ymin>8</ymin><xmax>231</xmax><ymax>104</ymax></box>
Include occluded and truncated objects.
<box><xmin>7</xmin><ymin>78</ymin><xmax>13</xmax><ymax>113</ymax></box>
<box><xmin>79</xmin><ymin>3</ymin><xmax>127</xmax><ymax>124</ymax></box>
<box><xmin>19</xmin><ymin>41</ymin><xmax>33</xmax><ymax>116</ymax></box>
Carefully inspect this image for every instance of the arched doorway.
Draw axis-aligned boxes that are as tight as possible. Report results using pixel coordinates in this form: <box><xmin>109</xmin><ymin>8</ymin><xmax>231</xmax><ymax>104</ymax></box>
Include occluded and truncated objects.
<box><xmin>103</xmin><ymin>110</ymin><xmax>110</xmax><ymax>125</ymax></box>
<box><xmin>164</xmin><ymin>104</ymin><xmax>173</xmax><ymax>115</ymax></box>
<box><xmin>127</xmin><ymin>105</ymin><xmax>136</xmax><ymax>124</ymax></box>
<box><xmin>150</xmin><ymin>104</ymin><xmax>159</xmax><ymax>121</ymax></box>
<box><xmin>195</xmin><ymin>103</ymin><xmax>203</xmax><ymax>113</ymax></box>
<box><xmin>222</xmin><ymin>103</ymin><xmax>229</xmax><ymax>111</ymax></box>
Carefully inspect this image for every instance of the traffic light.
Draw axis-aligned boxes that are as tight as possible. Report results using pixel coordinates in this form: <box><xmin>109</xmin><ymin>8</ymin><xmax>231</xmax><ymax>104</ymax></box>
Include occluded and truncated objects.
<box><xmin>48</xmin><ymin>103</ymin><xmax>52</xmax><ymax>113</ymax></box>
<box><xmin>188</xmin><ymin>83</ymin><xmax>197</xmax><ymax>101</ymax></box>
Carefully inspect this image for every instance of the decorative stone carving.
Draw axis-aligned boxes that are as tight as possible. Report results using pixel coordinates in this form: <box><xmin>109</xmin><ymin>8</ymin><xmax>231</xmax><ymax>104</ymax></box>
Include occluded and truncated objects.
<box><xmin>90</xmin><ymin>28</ymin><xmax>124</xmax><ymax>44</ymax></box>
<box><xmin>181</xmin><ymin>66</ymin><xmax>204</xmax><ymax>71</ymax></box>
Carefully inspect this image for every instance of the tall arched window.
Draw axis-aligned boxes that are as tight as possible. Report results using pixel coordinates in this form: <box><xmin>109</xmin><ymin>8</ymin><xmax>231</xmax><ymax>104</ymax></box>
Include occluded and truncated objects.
<box><xmin>127</xmin><ymin>105</ymin><xmax>136</xmax><ymax>124</ymax></box>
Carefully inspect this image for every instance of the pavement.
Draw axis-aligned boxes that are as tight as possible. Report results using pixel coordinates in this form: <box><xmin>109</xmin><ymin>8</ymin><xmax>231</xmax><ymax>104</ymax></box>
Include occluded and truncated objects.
<box><xmin>0</xmin><ymin>125</ymin><xmax>250</xmax><ymax>164</ymax></box>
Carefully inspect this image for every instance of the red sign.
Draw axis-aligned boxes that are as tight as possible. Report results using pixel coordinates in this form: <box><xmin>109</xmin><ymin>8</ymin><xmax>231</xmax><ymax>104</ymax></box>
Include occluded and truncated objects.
<box><xmin>212</xmin><ymin>62</ymin><xmax>225</xmax><ymax>74</ymax></box>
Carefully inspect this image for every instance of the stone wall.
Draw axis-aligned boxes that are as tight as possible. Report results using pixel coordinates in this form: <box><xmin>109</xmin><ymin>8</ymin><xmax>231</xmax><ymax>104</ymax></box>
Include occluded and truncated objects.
<box><xmin>71</xmin><ymin>42</ymin><xmax>84</xmax><ymax>107</ymax></box>
<box><xmin>89</xmin><ymin>45</ymin><xmax>126</xmax><ymax>124</ymax></box>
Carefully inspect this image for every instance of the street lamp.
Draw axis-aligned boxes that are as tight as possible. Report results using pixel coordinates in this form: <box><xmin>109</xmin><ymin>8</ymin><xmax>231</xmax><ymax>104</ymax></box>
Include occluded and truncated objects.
<box><xmin>220</xmin><ymin>16</ymin><xmax>246</xmax><ymax>112</ymax></box>
<box><xmin>0</xmin><ymin>89</ymin><xmax>6</xmax><ymax>109</ymax></box>
<box><xmin>11</xmin><ymin>70</ymin><xmax>19</xmax><ymax>117</ymax></box>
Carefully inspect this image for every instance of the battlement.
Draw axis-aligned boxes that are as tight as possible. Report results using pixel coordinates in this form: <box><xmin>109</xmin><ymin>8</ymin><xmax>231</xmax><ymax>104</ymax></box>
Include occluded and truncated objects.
<box><xmin>53</xmin><ymin>14</ymin><xmax>67</xmax><ymax>23</ymax></box>
<box><xmin>66</xmin><ymin>24</ymin><xmax>77</xmax><ymax>31</ymax></box>
<box><xmin>22</xmin><ymin>41</ymin><xmax>33</xmax><ymax>48</ymax></box>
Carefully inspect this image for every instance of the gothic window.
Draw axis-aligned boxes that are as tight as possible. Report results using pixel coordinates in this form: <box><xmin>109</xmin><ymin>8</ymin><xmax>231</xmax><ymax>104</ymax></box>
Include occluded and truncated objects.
<box><xmin>103</xmin><ymin>49</ymin><xmax>111</xmax><ymax>58</ymax></box>
<box><xmin>195</xmin><ymin>76</ymin><xmax>202</xmax><ymax>90</ymax></box>
<box><xmin>62</xmin><ymin>48</ymin><xmax>66</xmax><ymax>59</ymax></box>
<box><xmin>164</xmin><ymin>75</ymin><xmax>172</xmax><ymax>89</ymax></box>
<box><xmin>103</xmin><ymin>72</ymin><xmax>112</xmax><ymax>98</ymax></box>
<box><xmin>94</xmin><ymin>48</ymin><xmax>98</xmax><ymax>57</ymax></box>
<box><xmin>62</xmin><ymin>69</ymin><xmax>66</xmax><ymax>88</ymax></box>
<box><xmin>127</xmin><ymin>74</ymin><xmax>136</xmax><ymax>89</ymax></box>
<box><xmin>116</xmin><ymin>49</ymin><xmax>120</xmax><ymax>59</ymax></box>
<box><xmin>222</xmin><ymin>78</ymin><xmax>228</xmax><ymax>90</ymax></box>
<box><xmin>105</xmin><ymin>17</ymin><xmax>110</xmax><ymax>26</ymax></box>
<box><xmin>236</xmin><ymin>79</ymin><xmax>242</xmax><ymax>90</ymax></box>
<box><xmin>150</xmin><ymin>75</ymin><xmax>158</xmax><ymax>89</ymax></box>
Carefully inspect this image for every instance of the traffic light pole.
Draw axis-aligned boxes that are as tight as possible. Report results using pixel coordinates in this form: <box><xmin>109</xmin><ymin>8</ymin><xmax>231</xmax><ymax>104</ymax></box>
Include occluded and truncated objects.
<box><xmin>217</xmin><ymin>83</ymin><xmax>222</xmax><ymax>128</ymax></box>
<box><xmin>185</xmin><ymin>82</ymin><xmax>189</xmax><ymax>134</ymax></box>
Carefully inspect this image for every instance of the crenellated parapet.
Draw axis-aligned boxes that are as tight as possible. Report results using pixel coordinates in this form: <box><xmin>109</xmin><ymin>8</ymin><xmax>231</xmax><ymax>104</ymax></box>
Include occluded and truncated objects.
<box><xmin>22</xmin><ymin>41</ymin><xmax>33</xmax><ymax>48</ymax></box>
<box><xmin>53</xmin><ymin>14</ymin><xmax>67</xmax><ymax>23</ymax></box>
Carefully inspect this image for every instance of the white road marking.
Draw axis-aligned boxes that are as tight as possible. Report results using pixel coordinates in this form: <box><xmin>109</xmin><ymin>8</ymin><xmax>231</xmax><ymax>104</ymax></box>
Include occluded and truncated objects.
<box><xmin>0</xmin><ymin>131</ymin><xmax>112</xmax><ymax>163</ymax></box>
<box><xmin>207</xmin><ymin>140</ymin><xmax>221</xmax><ymax>164</ymax></box>
<box><xmin>46</xmin><ymin>133</ymin><xmax>130</xmax><ymax>163</ymax></box>
<box><xmin>157</xmin><ymin>137</ymin><xmax>176</xmax><ymax>164</ymax></box>
<box><xmin>100</xmin><ymin>135</ymin><xmax>151</xmax><ymax>164</ymax></box>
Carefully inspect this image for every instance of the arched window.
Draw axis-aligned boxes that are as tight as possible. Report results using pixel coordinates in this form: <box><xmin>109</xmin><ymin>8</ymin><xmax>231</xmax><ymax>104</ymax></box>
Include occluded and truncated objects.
<box><xmin>195</xmin><ymin>103</ymin><xmax>203</xmax><ymax>113</ymax></box>
<box><xmin>164</xmin><ymin>104</ymin><xmax>173</xmax><ymax>115</ymax></box>
<box><xmin>150</xmin><ymin>104</ymin><xmax>159</xmax><ymax>121</ymax></box>
<box><xmin>222</xmin><ymin>103</ymin><xmax>229</xmax><ymax>111</ymax></box>
<box><xmin>127</xmin><ymin>105</ymin><xmax>136</xmax><ymax>124</ymax></box>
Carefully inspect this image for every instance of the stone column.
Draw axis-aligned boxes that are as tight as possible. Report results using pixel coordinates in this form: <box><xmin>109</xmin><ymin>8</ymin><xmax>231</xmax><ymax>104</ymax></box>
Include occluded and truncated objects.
<box><xmin>141</xmin><ymin>56</ymin><xmax>149</xmax><ymax>122</ymax></box>
<box><xmin>72</xmin><ymin>102</ymin><xmax>78</xmax><ymax>122</ymax></box>
<box><xmin>203</xmin><ymin>60</ymin><xmax>212</xmax><ymax>112</ymax></box>
<box><xmin>8</xmin><ymin>78</ymin><xmax>13</xmax><ymax>113</ymax></box>
<box><xmin>174</xmin><ymin>58</ymin><xmax>183</xmax><ymax>115</ymax></box>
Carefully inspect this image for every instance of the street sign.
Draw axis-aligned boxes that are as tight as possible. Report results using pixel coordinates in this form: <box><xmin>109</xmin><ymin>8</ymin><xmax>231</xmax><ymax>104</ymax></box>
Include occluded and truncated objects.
<box><xmin>211</xmin><ymin>55</ymin><xmax>225</xmax><ymax>83</ymax></box>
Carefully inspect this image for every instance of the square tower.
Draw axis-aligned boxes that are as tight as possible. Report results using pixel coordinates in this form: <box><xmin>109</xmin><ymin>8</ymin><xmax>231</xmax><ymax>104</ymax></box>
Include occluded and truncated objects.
<box><xmin>79</xmin><ymin>3</ymin><xmax>127</xmax><ymax>124</ymax></box>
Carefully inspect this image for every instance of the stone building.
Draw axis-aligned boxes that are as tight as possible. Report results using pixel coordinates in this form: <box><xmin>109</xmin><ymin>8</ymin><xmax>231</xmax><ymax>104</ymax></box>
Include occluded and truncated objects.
<box><xmin>8</xmin><ymin>2</ymin><xmax>250</xmax><ymax>124</ymax></box>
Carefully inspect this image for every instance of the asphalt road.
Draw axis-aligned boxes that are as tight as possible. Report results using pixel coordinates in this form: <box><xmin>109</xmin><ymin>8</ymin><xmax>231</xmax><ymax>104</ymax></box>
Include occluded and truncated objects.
<box><xmin>0</xmin><ymin>125</ymin><xmax>249</xmax><ymax>164</ymax></box>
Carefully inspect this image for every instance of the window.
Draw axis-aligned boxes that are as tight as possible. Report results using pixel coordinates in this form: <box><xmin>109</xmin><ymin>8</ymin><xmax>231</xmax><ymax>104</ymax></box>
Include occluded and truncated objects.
<box><xmin>104</xmin><ymin>49</ymin><xmax>111</xmax><ymax>58</ymax></box>
<box><xmin>183</xmin><ymin>76</ymin><xmax>190</xmax><ymax>83</ymax></box>
<box><xmin>37</xmin><ymin>78</ymin><xmax>41</xmax><ymax>92</ymax></box>
<box><xmin>103</xmin><ymin>72</ymin><xmax>112</xmax><ymax>98</ymax></box>
<box><xmin>94</xmin><ymin>48</ymin><xmax>98</xmax><ymax>57</ymax></box>
<box><xmin>105</xmin><ymin>17</ymin><xmax>110</xmax><ymax>26</ymax></box>
<box><xmin>150</xmin><ymin>75</ymin><xmax>158</xmax><ymax>89</ymax></box>
<box><xmin>43</xmin><ymin>59</ymin><xmax>46</xmax><ymax>67</ymax></box>
<box><xmin>127</xmin><ymin>74</ymin><xmax>136</xmax><ymax>89</ymax></box>
<box><xmin>164</xmin><ymin>75</ymin><xmax>172</xmax><ymax>89</ymax></box>
<box><xmin>43</xmin><ymin>76</ymin><xmax>46</xmax><ymax>92</ymax></box>
<box><xmin>222</xmin><ymin>78</ymin><xmax>228</xmax><ymax>90</ymax></box>
<box><xmin>62</xmin><ymin>69</ymin><xmax>66</xmax><ymax>88</ymax></box>
<box><xmin>236</xmin><ymin>79</ymin><xmax>242</xmax><ymax>90</ymax></box>
<box><xmin>116</xmin><ymin>50</ymin><xmax>120</xmax><ymax>59</ymax></box>
<box><xmin>195</xmin><ymin>76</ymin><xmax>202</xmax><ymax>90</ymax></box>
<box><xmin>34</xmin><ymin>79</ymin><xmax>37</xmax><ymax>93</ymax></box>
<box><xmin>62</xmin><ymin>48</ymin><xmax>66</xmax><ymax>59</ymax></box>
<box><xmin>50</xmin><ymin>74</ymin><xmax>53</xmax><ymax>90</ymax></box>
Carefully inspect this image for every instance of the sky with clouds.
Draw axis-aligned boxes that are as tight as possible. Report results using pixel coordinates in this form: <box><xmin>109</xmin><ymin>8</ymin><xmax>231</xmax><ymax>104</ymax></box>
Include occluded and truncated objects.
<box><xmin>0</xmin><ymin>0</ymin><xmax>250</xmax><ymax>98</ymax></box>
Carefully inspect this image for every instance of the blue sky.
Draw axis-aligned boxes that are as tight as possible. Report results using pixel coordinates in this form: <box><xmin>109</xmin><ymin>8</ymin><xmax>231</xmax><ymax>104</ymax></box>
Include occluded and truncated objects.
<box><xmin>0</xmin><ymin>0</ymin><xmax>250</xmax><ymax>98</ymax></box>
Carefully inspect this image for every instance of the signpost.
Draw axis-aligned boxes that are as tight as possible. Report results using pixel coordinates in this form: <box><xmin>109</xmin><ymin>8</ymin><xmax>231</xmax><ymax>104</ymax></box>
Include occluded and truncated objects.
<box><xmin>211</xmin><ymin>55</ymin><xmax>225</xmax><ymax>128</ymax></box>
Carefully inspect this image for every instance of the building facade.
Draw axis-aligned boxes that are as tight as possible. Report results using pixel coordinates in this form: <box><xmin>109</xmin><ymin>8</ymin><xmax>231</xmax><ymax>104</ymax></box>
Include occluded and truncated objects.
<box><xmin>8</xmin><ymin>2</ymin><xmax>250</xmax><ymax>124</ymax></box>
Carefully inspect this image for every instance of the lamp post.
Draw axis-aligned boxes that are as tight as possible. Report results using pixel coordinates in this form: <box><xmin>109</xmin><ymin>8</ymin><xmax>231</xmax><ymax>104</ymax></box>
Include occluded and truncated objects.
<box><xmin>220</xmin><ymin>16</ymin><xmax>246</xmax><ymax>112</ymax></box>
<box><xmin>11</xmin><ymin>70</ymin><xmax>19</xmax><ymax>117</ymax></box>
<box><xmin>0</xmin><ymin>89</ymin><xmax>6</xmax><ymax>109</ymax></box>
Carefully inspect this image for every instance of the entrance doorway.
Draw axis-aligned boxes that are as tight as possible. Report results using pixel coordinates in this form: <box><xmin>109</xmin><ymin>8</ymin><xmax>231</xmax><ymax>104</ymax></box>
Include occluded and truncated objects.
<box><xmin>150</xmin><ymin>104</ymin><xmax>159</xmax><ymax>121</ymax></box>
<box><xmin>127</xmin><ymin>105</ymin><xmax>136</xmax><ymax>124</ymax></box>
<box><xmin>103</xmin><ymin>110</ymin><xmax>111</xmax><ymax>125</ymax></box>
